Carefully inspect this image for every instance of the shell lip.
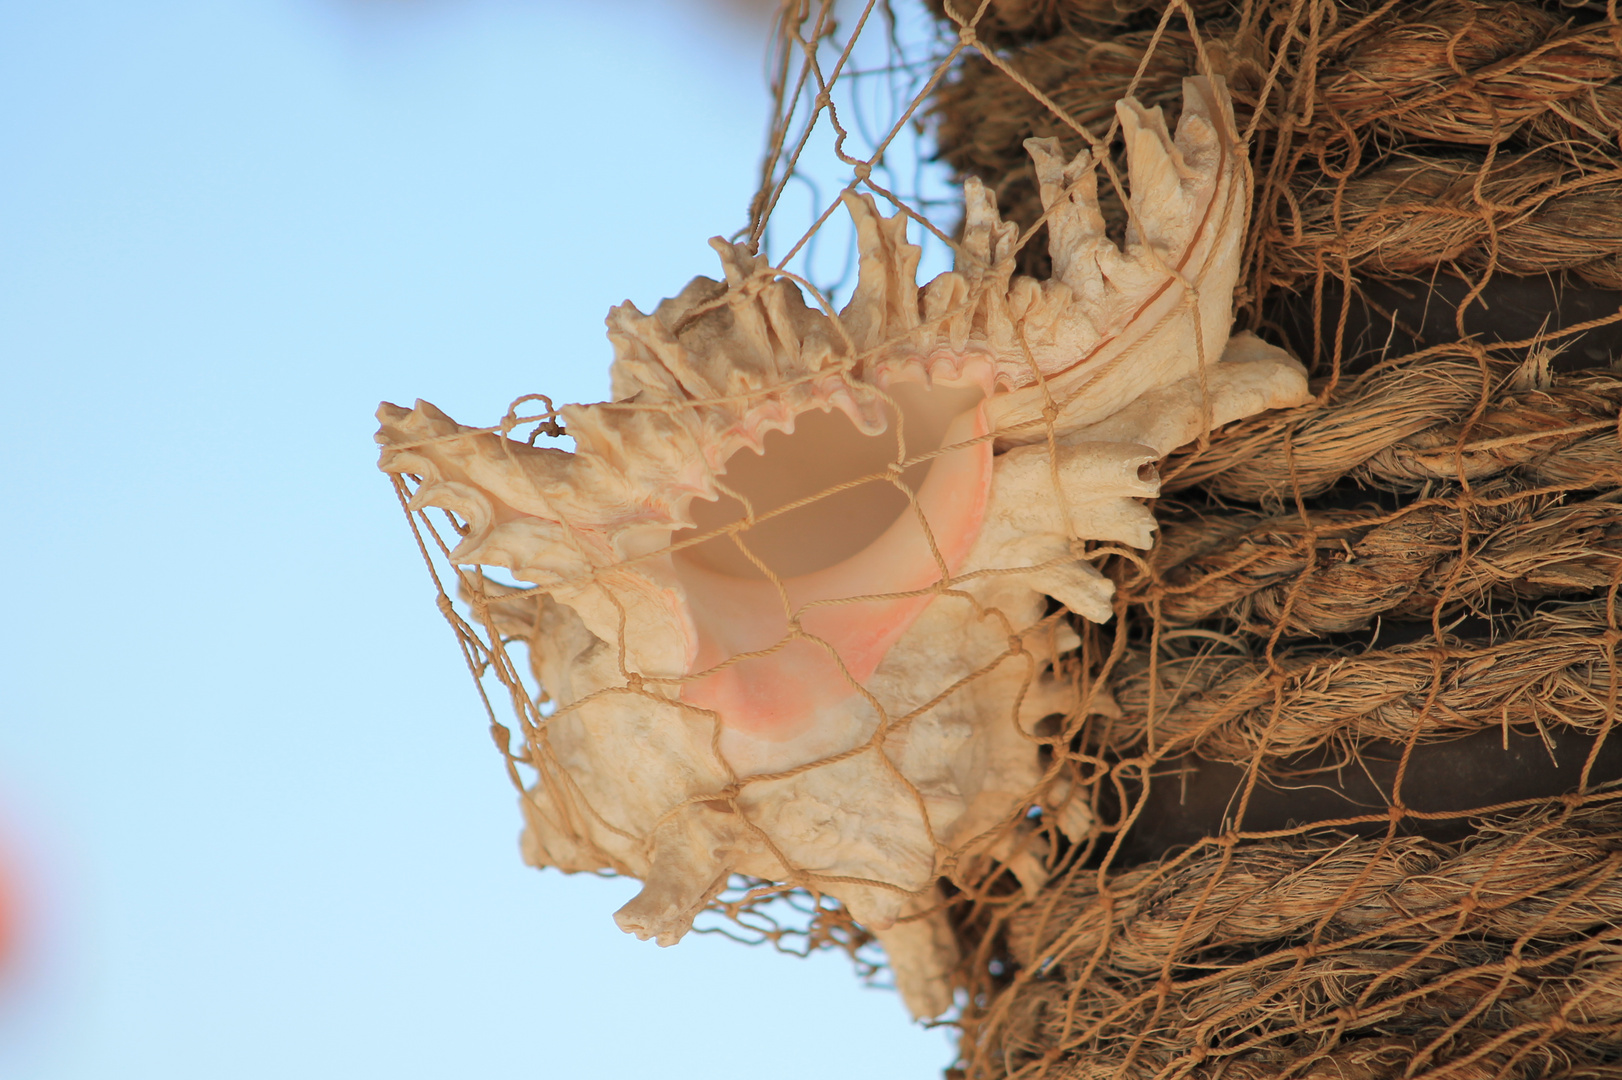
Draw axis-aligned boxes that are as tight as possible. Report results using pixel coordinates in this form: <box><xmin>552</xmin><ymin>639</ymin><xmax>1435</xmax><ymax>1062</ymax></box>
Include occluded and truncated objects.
<box><xmin>666</xmin><ymin>352</ymin><xmax>998</xmax><ymax>540</ymax></box>
<box><xmin>868</xmin><ymin>349</ymin><xmax>998</xmax><ymax>394</ymax></box>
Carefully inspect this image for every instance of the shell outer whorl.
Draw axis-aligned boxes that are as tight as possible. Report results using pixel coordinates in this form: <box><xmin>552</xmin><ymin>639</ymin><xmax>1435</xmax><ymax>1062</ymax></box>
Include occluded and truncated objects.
<box><xmin>374</xmin><ymin>76</ymin><xmax>1310</xmax><ymax>1021</ymax></box>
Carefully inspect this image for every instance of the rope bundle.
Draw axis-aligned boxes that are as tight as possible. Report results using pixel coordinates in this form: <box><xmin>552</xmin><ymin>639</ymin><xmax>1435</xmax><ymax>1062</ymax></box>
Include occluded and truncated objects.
<box><xmin>1145</xmin><ymin>492</ymin><xmax>1622</xmax><ymax>633</ymax></box>
<box><xmin>1317</xmin><ymin>5</ymin><xmax>1622</xmax><ymax>150</ymax></box>
<box><xmin>1269</xmin><ymin>154</ymin><xmax>1622</xmax><ymax>287</ymax></box>
<box><xmin>1110</xmin><ymin>602</ymin><xmax>1619</xmax><ymax>761</ymax></box>
<box><xmin>1162</xmin><ymin>357</ymin><xmax>1622</xmax><ymax>499</ymax></box>
<box><xmin>992</xmin><ymin>804</ymin><xmax>1622</xmax><ymax>1079</ymax></box>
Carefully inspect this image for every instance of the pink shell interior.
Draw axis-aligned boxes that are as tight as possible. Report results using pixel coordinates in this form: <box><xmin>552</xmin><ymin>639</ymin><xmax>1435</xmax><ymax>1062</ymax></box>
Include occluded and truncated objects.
<box><xmin>674</xmin><ymin>374</ymin><xmax>992</xmax><ymax>742</ymax></box>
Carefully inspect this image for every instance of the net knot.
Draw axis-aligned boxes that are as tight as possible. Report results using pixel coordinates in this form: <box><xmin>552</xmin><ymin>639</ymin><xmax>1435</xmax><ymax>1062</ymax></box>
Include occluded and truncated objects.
<box><xmin>435</xmin><ymin>593</ymin><xmax>455</xmax><ymax>617</ymax></box>
<box><xmin>705</xmin><ymin>785</ymin><xmax>741</xmax><ymax>808</ymax></box>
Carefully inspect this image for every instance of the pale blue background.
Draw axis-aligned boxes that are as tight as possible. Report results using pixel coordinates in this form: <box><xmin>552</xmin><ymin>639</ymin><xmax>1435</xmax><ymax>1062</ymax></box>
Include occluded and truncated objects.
<box><xmin>0</xmin><ymin>0</ymin><xmax>957</xmax><ymax>1075</ymax></box>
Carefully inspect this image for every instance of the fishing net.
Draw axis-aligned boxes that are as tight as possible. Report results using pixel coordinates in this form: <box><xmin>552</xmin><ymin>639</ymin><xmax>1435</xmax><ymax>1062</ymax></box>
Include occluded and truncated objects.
<box><xmin>382</xmin><ymin>0</ymin><xmax>1622</xmax><ymax>1075</ymax></box>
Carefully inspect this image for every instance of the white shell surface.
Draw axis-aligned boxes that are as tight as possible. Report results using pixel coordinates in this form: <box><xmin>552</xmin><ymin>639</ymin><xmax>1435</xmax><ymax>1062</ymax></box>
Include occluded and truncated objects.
<box><xmin>376</xmin><ymin>78</ymin><xmax>1310</xmax><ymax>1020</ymax></box>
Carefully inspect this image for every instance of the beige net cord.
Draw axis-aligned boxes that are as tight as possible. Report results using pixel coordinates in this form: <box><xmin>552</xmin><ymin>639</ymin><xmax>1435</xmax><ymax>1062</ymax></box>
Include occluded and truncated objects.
<box><xmin>382</xmin><ymin>0</ymin><xmax>1622</xmax><ymax>1076</ymax></box>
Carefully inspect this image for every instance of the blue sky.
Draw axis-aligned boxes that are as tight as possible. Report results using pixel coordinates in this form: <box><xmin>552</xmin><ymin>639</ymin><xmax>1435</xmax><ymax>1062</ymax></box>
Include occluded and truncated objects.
<box><xmin>0</xmin><ymin>0</ymin><xmax>956</xmax><ymax>1075</ymax></box>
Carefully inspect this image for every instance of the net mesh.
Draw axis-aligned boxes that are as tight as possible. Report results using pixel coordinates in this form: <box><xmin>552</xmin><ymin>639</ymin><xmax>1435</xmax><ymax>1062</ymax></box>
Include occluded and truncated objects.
<box><xmin>386</xmin><ymin>0</ymin><xmax>1622</xmax><ymax>1075</ymax></box>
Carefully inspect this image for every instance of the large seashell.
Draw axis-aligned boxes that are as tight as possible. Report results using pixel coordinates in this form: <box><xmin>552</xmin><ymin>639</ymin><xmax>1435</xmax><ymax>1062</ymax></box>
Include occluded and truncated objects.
<box><xmin>376</xmin><ymin>77</ymin><xmax>1310</xmax><ymax>1020</ymax></box>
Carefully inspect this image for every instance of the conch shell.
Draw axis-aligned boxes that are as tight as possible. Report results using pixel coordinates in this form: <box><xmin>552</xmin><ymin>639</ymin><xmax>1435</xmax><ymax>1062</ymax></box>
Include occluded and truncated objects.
<box><xmin>376</xmin><ymin>78</ymin><xmax>1309</xmax><ymax>1019</ymax></box>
